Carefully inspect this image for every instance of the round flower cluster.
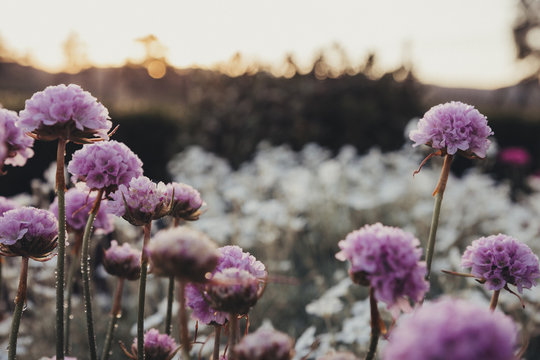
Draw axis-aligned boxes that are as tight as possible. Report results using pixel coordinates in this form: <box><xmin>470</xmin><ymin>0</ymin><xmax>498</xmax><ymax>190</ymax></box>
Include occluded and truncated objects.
<box><xmin>0</xmin><ymin>196</ymin><xmax>18</xmax><ymax>216</ymax></box>
<box><xmin>165</xmin><ymin>182</ymin><xmax>203</xmax><ymax>221</ymax></box>
<box><xmin>68</xmin><ymin>140</ymin><xmax>143</xmax><ymax>192</ymax></box>
<box><xmin>49</xmin><ymin>186</ymin><xmax>114</xmax><ymax>234</ymax></box>
<box><xmin>130</xmin><ymin>328</ymin><xmax>177</xmax><ymax>360</ymax></box>
<box><xmin>103</xmin><ymin>240</ymin><xmax>142</xmax><ymax>280</ymax></box>
<box><xmin>19</xmin><ymin>84</ymin><xmax>111</xmax><ymax>142</ymax></box>
<box><xmin>409</xmin><ymin>101</ymin><xmax>493</xmax><ymax>158</ymax></box>
<box><xmin>335</xmin><ymin>223</ymin><xmax>428</xmax><ymax>312</ymax></box>
<box><xmin>383</xmin><ymin>298</ymin><xmax>517</xmax><ymax>360</ymax></box>
<box><xmin>206</xmin><ymin>268</ymin><xmax>259</xmax><ymax>315</ymax></box>
<box><xmin>234</xmin><ymin>327</ymin><xmax>294</xmax><ymax>360</ymax></box>
<box><xmin>0</xmin><ymin>207</ymin><xmax>58</xmax><ymax>260</ymax></box>
<box><xmin>0</xmin><ymin>108</ymin><xmax>34</xmax><ymax>167</ymax></box>
<box><xmin>461</xmin><ymin>234</ymin><xmax>540</xmax><ymax>292</ymax></box>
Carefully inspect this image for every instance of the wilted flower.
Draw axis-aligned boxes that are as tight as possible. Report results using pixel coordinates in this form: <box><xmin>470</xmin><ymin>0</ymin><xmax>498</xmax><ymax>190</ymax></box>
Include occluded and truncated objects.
<box><xmin>103</xmin><ymin>240</ymin><xmax>142</xmax><ymax>280</ymax></box>
<box><xmin>233</xmin><ymin>327</ymin><xmax>294</xmax><ymax>360</ymax></box>
<box><xmin>127</xmin><ymin>328</ymin><xmax>178</xmax><ymax>360</ymax></box>
<box><xmin>68</xmin><ymin>140</ymin><xmax>143</xmax><ymax>192</ymax></box>
<box><xmin>108</xmin><ymin>176</ymin><xmax>170</xmax><ymax>226</ymax></box>
<box><xmin>0</xmin><ymin>207</ymin><xmax>58</xmax><ymax>261</ymax></box>
<box><xmin>499</xmin><ymin>146</ymin><xmax>531</xmax><ymax>166</ymax></box>
<box><xmin>383</xmin><ymin>298</ymin><xmax>518</xmax><ymax>360</ymax></box>
<box><xmin>409</xmin><ymin>101</ymin><xmax>492</xmax><ymax>158</ymax></box>
<box><xmin>206</xmin><ymin>268</ymin><xmax>260</xmax><ymax>315</ymax></box>
<box><xmin>335</xmin><ymin>223</ymin><xmax>428</xmax><ymax>313</ymax></box>
<box><xmin>461</xmin><ymin>234</ymin><xmax>540</xmax><ymax>292</ymax></box>
<box><xmin>0</xmin><ymin>196</ymin><xmax>18</xmax><ymax>216</ymax></box>
<box><xmin>165</xmin><ymin>182</ymin><xmax>203</xmax><ymax>221</ymax></box>
<box><xmin>19</xmin><ymin>84</ymin><xmax>112</xmax><ymax>143</ymax></box>
<box><xmin>0</xmin><ymin>108</ymin><xmax>34</xmax><ymax>167</ymax></box>
<box><xmin>147</xmin><ymin>226</ymin><xmax>219</xmax><ymax>282</ymax></box>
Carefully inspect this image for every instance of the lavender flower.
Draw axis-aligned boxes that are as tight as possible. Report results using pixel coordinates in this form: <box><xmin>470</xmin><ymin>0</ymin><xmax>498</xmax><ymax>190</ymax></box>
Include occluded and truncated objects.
<box><xmin>19</xmin><ymin>84</ymin><xmax>111</xmax><ymax>143</ymax></box>
<box><xmin>206</xmin><ymin>268</ymin><xmax>260</xmax><ymax>315</ymax></box>
<box><xmin>233</xmin><ymin>327</ymin><xmax>294</xmax><ymax>360</ymax></box>
<box><xmin>335</xmin><ymin>223</ymin><xmax>428</xmax><ymax>313</ymax></box>
<box><xmin>68</xmin><ymin>140</ymin><xmax>143</xmax><ymax>192</ymax></box>
<box><xmin>49</xmin><ymin>186</ymin><xmax>114</xmax><ymax>234</ymax></box>
<box><xmin>0</xmin><ymin>108</ymin><xmax>34</xmax><ymax>167</ymax></box>
<box><xmin>147</xmin><ymin>226</ymin><xmax>219</xmax><ymax>282</ymax></box>
<box><xmin>129</xmin><ymin>328</ymin><xmax>177</xmax><ymax>360</ymax></box>
<box><xmin>103</xmin><ymin>240</ymin><xmax>142</xmax><ymax>280</ymax></box>
<box><xmin>409</xmin><ymin>101</ymin><xmax>492</xmax><ymax>158</ymax></box>
<box><xmin>461</xmin><ymin>234</ymin><xmax>540</xmax><ymax>292</ymax></box>
<box><xmin>0</xmin><ymin>196</ymin><xmax>18</xmax><ymax>216</ymax></box>
<box><xmin>108</xmin><ymin>176</ymin><xmax>170</xmax><ymax>226</ymax></box>
<box><xmin>165</xmin><ymin>182</ymin><xmax>203</xmax><ymax>221</ymax></box>
<box><xmin>0</xmin><ymin>207</ymin><xmax>58</xmax><ymax>260</ymax></box>
<box><xmin>186</xmin><ymin>245</ymin><xmax>267</xmax><ymax>325</ymax></box>
<box><xmin>383</xmin><ymin>298</ymin><xmax>518</xmax><ymax>360</ymax></box>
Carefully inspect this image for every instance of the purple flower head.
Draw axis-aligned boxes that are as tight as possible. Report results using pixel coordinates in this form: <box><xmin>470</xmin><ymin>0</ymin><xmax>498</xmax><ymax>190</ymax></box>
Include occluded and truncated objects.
<box><xmin>383</xmin><ymin>298</ymin><xmax>518</xmax><ymax>360</ymax></box>
<box><xmin>336</xmin><ymin>223</ymin><xmax>429</xmax><ymax>313</ymax></box>
<box><xmin>0</xmin><ymin>196</ymin><xmax>18</xmax><ymax>216</ymax></box>
<box><xmin>0</xmin><ymin>207</ymin><xmax>58</xmax><ymax>261</ymax></box>
<box><xmin>234</xmin><ymin>327</ymin><xmax>294</xmax><ymax>360</ymax></box>
<box><xmin>499</xmin><ymin>146</ymin><xmax>531</xmax><ymax>166</ymax></box>
<box><xmin>108</xmin><ymin>176</ymin><xmax>170</xmax><ymax>226</ymax></box>
<box><xmin>165</xmin><ymin>182</ymin><xmax>203</xmax><ymax>221</ymax></box>
<box><xmin>130</xmin><ymin>328</ymin><xmax>177</xmax><ymax>360</ymax></box>
<box><xmin>186</xmin><ymin>245</ymin><xmax>267</xmax><ymax>325</ymax></box>
<box><xmin>49</xmin><ymin>186</ymin><xmax>114</xmax><ymax>235</ymax></box>
<box><xmin>147</xmin><ymin>226</ymin><xmax>219</xmax><ymax>282</ymax></box>
<box><xmin>461</xmin><ymin>234</ymin><xmax>540</xmax><ymax>292</ymax></box>
<box><xmin>409</xmin><ymin>101</ymin><xmax>493</xmax><ymax>158</ymax></box>
<box><xmin>68</xmin><ymin>140</ymin><xmax>143</xmax><ymax>193</ymax></box>
<box><xmin>103</xmin><ymin>240</ymin><xmax>142</xmax><ymax>280</ymax></box>
<box><xmin>206</xmin><ymin>268</ymin><xmax>260</xmax><ymax>315</ymax></box>
<box><xmin>19</xmin><ymin>84</ymin><xmax>112</xmax><ymax>143</ymax></box>
<box><xmin>0</xmin><ymin>108</ymin><xmax>34</xmax><ymax>167</ymax></box>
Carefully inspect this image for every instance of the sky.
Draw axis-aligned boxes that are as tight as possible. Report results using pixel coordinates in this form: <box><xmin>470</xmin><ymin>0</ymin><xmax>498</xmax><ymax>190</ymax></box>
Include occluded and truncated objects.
<box><xmin>0</xmin><ymin>0</ymin><xmax>532</xmax><ymax>89</ymax></box>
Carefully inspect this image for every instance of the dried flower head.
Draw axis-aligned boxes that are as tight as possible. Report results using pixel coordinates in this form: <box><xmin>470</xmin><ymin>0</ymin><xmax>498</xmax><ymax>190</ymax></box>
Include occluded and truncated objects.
<box><xmin>234</xmin><ymin>327</ymin><xmax>294</xmax><ymax>360</ymax></box>
<box><xmin>108</xmin><ymin>176</ymin><xmax>170</xmax><ymax>226</ymax></box>
<box><xmin>147</xmin><ymin>226</ymin><xmax>219</xmax><ymax>282</ymax></box>
<box><xmin>206</xmin><ymin>268</ymin><xmax>260</xmax><ymax>315</ymax></box>
<box><xmin>128</xmin><ymin>328</ymin><xmax>178</xmax><ymax>360</ymax></box>
<box><xmin>336</xmin><ymin>223</ymin><xmax>428</xmax><ymax>313</ymax></box>
<box><xmin>0</xmin><ymin>196</ymin><xmax>18</xmax><ymax>216</ymax></box>
<box><xmin>19</xmin><ymin>84</ymin><xmax>112</xmax><ymax>143</ymax></box>
<box><xmin>0</xmin><ymin>108</ymin><xmax>34</xmax><ymax>167</ymax></box>
<box><xmin>0</xmin><ymin>207</ymin><xmax>58</xmax><ymax>261</ymax></box>
<box><xmin>461</xmin><ymin>234</ymin><xmax>540</xmax><ymax>292</ymax></box>
<box><xmin>103</xmin><ymin>240</ymin><xmax>142</xmax><ymax>280</ymax></box>
<box><xmin>383</xmin><ymin>298</ymin><xmax>518</xmax><ymax>360</ymax></box>
<box><xmin>165</xmin><ymin>182</ymin><xmax>203</xmax><ymax>221</ymax></box>
<box><xmin>409</xmin><ymin>101</ymin><xmax>492</xmax><ymax>158</ymax></box>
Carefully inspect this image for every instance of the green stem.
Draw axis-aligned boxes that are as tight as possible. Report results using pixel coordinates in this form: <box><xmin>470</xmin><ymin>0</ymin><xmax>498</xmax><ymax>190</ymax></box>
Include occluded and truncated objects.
<box><xmin>425</xmin><ymin>154</ymin><xmax>453</xmax><ymax>280</ymax></box>
<box><xmin>65</xmin><ymin>233</ymin><xmax>83</xmax><ymax>355</ymax></box>
<box><xmin>213</xmin><ymin>325</ymin><xmax>221</xmax><ymax>360</ymax></box>
<box><xmin>101</xmin><ymin>277</ymin><xmax>125</xmax><ymax>360</ymax></box>
<box><xmin>227</xmin><ymin>315</ymin><xmax>239</xmax><ymax>360</ymax></box>
<box><xmin>8</xmin><ymin>257</ymin><xmax>29</xmax><ymax>360</ymax></box>
<box><xmin>165</xmin><ymin>276</ymin><xmax>175</xmax><ymax>335</ymax></box>
<box><xmin>365</xmin><ymin>286</ymin><xmax>380</xmax><ymax>360</ymax></box>
<box><xmin>137</xmin><ymin>222</ymin><xmax>152</xmax><ymax>360</ymax></box>
<box><xmin>490</xmin><ymin>290</ymin><xmax>500</xmax><ymax>311</ymax></box>
<box><xmin>56</xmin><ymin>138</ymin><xmax>67</xmax><ymax>360</ymax></box>
<box><xmin>178</xmin><ymin>280</ymin><xmax>190</xmax><ymax>360</ymax></box>
<box><xmin>81</xmin><ymin>189</ymin><xmax>104</xmax><ymax>360</ymax></box>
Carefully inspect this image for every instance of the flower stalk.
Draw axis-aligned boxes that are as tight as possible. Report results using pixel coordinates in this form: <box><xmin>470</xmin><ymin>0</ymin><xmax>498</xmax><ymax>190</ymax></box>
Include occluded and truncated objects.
<box><xmin>165</xmin><ymin>275</ymin><xmax>175</xmax><ymax>335</ymax></box>
<box><xmin>213</xmin><ymin>325</ymin><xmax>222</xmax><ymax>360</ymax></box>
<box><xmin>102</xmin><ymin>277</ymin><xmax>125</xmax><ymax>360</ymax></box>
<box><xmin>228</xmin><ymin>314</ymin><xmax>239</xmax><ymax>360</ymax></box>
<box><xmin>8</xmin><ymin>257</ymin><xmax>29</xmax><ymax>360</ymax></box>
<box><xmin>489</xmin><ymin>290</ymin><xmax>500</xmax><ymax>312</ymax></box>
<box><xmin>56</xmin><ymin>137</ymin><xmax>67</xmax><ymax>360</ymax></box>
<box><xmin>137</xmin><ymin>222</ymin><xmax>152</xmax><ymax>360</ymax></box>
<box><xmin>178</xmin><ymin>280</ymin><xmax>191</xmax><ymax>360</ymax></box>
<box><xmin>65</xmin><ymin>232</ymin><xmax>83</xmax><ymax>354</ymax></box>
<box><xmin>365</xmin><ymin>286</ymin><xmax>381</xmax><ymax>360</ymax></box>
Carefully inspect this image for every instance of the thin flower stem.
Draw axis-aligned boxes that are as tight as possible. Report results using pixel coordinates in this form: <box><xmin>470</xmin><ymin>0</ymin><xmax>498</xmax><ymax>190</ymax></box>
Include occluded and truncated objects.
<box><xmin>490</xmin><ymin>290</ymin><xmax>500</xmax><ymax>311</ymax></box>
<box><xmin>65</xmin><ymin>233</ymin><xmax>83</xmax><ymax>355</ymax></box>
<box><xmin>81</xmin><ymin>189</ymin><xmax>104</xmax><ymax>360</ymax></box>
<box><xmin>165</xmin><ymin>275</ymin><xmax>175</xmax><ymax>335</ymax></box>
<box><xmin>365</xmin><ymin>286</ymin><xmax>381</xmax><ymax>360</ymax></box>
<box><xmin>228</xmin><ymin>314</ymin><xmax>239</xmax><ymax>360</ymax></box>
<box><xmin>178</xmin><ymin>280</ymin><xmax>191</xmax><ymax>360</ymax></box>
<box><xmin>137</xmin><ymin>222</ymin><xmax>152</xmax><ymax>360</ymax></box>
<box><xmin>56</xmin><ymin>137</ymin><xmax>67</xmax><ymax>360</ymax></box>
<box><xmin>8</xmin><ymin>257</ymin><xmax>29</xmax><ymax>360</ymax></box>
<box><xmin>213</xmin><ymin>325</ymin><xmax>222</xmax><ymax>360</ymax></box>
<box><xmin>101</xmin><ymin>277</ymin><xmax>125</xmax><ymax>360</ymax></box>
<box><xmin>425</xmin><ymin>154</ymin><xmax>453</xmax><ymax>280</ymax></box>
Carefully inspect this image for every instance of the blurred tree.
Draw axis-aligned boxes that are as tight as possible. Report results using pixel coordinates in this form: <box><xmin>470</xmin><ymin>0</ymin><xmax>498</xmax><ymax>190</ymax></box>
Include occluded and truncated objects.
<box><xmin>513</xmin><ymin>1</ymin><xmax>540</xmax><ymax>77</ymax></box>
<box><xmin>62</xmin><ymin>32</ymin><xmax>89</xmax><ymax>73</ymax></box>
<box><xmin>136</xmin><ymin>34</ymin><xmax>168</xmax><ymax>79</ymax></box>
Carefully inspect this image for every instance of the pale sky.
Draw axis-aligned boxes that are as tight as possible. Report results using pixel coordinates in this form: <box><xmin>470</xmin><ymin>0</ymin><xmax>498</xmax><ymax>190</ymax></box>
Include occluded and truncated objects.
<box><xmin>0</xmin><ymin>0</ymin><xmax>532</xmax><ymax>89</ymax></box>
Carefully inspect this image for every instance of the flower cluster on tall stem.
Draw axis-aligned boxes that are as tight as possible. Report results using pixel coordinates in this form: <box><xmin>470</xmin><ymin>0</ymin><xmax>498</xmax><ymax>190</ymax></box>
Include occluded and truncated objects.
<box><xmin>0</xmin><ymin>108</ymin><xmax>34</xmax><ymax>173</ymax></box>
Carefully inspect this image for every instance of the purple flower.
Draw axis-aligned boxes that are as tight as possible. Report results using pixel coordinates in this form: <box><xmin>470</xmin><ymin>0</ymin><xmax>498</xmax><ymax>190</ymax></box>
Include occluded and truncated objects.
<box><xmin>499</xmin><ymin>146</ymin><xmax>531</xmax><ymax>166</ymax></box>
<box><xmin>0</xmin><ymin>196</ymin><xmax>18</xmax><ymax>216</ymax></box>
<box><xmin>461</xmin><ymin>234</ymin><xmax>540</xmax><ymax>292</ymax></box>
<box><xmin>382</xmin><ymin>298</ymin><xmax>518</xmax><ymax>360</ymax></box>
<box><xmin>0</xmin><ymin>108</ymin><xmax>34</xmax><ymax>167</ymax></box>
<box><xmin>103</xmin><ymin>240</ymin><xmax>142</xmax><ymax>280</ymax></box>
<box><xmin>335</xmin><ymin>223</ymin><xmax>428</xmax><ymax>313</ymax></box>
<box><xmin>186</xmin><ymin>245</ymin><xmax>267</xmax><ymax>325</ymax></box>
<box><xmin>68</xmin><ymin>140</ymin><xmax>143</xmax><ymax>192</ymax></box>
<box><xmin>107</xmin><ymin>176</ymin><xmax>170</xmax><ymax>226</ymax></box>
<box><xmin>206</xmin><ymin>268</ymin><xmax>260</xmax><ymax>315</ymax></box>
<box><xmin>49</xmin><ymin>186</ymin><xmax>114</xmax><ymax>234</ymax></box>
<box><xmin>0</xmin><ymin>207</ymin><xmax>58</xmax><ymax>260</ymax></box>
<box><xmin>19</xmin><ymin>84</ymin><xmax>111</xmax><ymax>143</ymax></box>
<box><xmin>234</xmin><ymin>327</ymin><xmax>294</xmax><ymax>360</ymax></box>
<box><xmin>147</xmin><ymin>226</ymin><xmax>219</xmax><ymax>282</ymax></box>
<box><xmin>409</xmin><ymin>101</ymin><xmax>493</xmax><ymax>158</ymax></box>
<box><xmin>165</xmin><ymin>182</ymin><xmax>203</xmax><ymax>221</ymax></box>
<box><xmin>130</xmin><ymin>328</ymin><xmax>177</xmax><ymax>360</ymax></box>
